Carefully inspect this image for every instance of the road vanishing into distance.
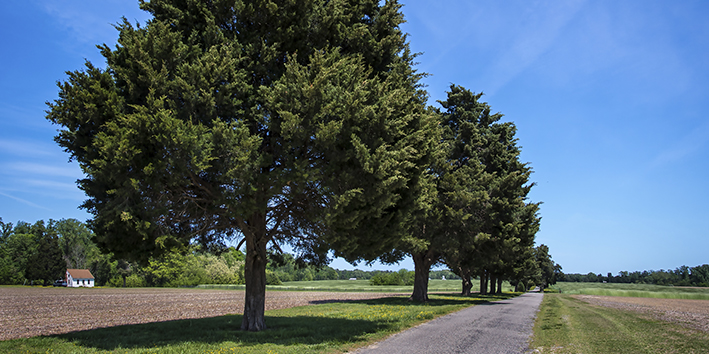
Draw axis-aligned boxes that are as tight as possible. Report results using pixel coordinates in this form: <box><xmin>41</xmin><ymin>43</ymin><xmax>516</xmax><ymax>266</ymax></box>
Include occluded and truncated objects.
<box><xmin>353</xmin><ymin>290</ymin><xmax>543</xmax><ymax>354</ymax></box>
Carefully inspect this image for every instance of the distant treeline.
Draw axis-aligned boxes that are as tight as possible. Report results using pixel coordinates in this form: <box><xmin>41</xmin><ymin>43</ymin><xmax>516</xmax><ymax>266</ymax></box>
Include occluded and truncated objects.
<box><xmin>266</xmin><ymin>252</ymin><xmax>459</xmax><ymax>285</ymax></box>
<box><xmin>0</xmin><ymin>218</ymin><xmax>459</xmax><ymax>287</ymax></box>
<box><xmin>562</xmin><ymin>265</ymin><xmax>709</xmax><ymax>287</ymax></box>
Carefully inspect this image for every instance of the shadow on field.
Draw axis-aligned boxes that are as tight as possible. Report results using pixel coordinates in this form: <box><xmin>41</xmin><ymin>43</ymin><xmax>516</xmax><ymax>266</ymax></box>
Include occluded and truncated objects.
<box><xmin>52</xmin><ymin>293</ymin><xmax>517</xmax><ymax>351</ymax></box>
<box><xmin>53</xmin><ymin>315</ymin><xmax>381</xmax><ymax>351</ymax></box>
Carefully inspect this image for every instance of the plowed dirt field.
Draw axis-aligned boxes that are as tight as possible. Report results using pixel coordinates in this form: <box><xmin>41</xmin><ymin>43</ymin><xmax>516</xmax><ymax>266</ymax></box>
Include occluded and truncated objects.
<box><xmin>0</xmin><ymin>287</ymin><xmax>399</xmax><ymax>341</ymax></box>
<box><xmin>576</xmin><ymin>295</ymin><xmax>709</xmax><ymax>333</ymax></box>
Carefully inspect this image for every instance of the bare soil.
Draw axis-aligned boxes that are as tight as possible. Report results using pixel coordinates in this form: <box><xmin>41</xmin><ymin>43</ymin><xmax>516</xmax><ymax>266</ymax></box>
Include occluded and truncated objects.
<box><xmin>575</xmin><ymin>295</ymin><xmax>709</xmax><ymax>333</ymax></box>
<box><xmin>0</xmin><ymin>287</ymin><xmax>400</xmax><ymax>341</ymax></box>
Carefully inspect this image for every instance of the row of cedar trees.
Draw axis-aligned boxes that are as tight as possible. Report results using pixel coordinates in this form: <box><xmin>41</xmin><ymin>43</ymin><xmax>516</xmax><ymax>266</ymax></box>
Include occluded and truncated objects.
<box><xmin>46</xmin><ymin>0</ymin><xmax>555</xmax><ymax>331</ymax></box>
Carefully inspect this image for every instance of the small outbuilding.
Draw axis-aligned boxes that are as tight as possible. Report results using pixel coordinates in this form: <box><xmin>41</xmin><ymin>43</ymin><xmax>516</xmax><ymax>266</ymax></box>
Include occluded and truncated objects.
<box><xmin>66</xmin><ymin>269</ymin><xmax>95</xmax><ymax>288</ymax></box>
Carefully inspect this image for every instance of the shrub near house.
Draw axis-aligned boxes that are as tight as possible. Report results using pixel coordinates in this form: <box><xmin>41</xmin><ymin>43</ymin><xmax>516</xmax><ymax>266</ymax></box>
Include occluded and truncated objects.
<box><xmin>66</xmin><ymin>269</ymin><xmax>94</xmax><ymax>287</ymax></box>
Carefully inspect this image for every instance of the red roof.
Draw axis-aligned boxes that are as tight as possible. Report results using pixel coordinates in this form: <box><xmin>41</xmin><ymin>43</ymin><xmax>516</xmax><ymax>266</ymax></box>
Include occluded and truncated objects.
<box><xmin>67</xmin><ymin>269</ymin><xmax>94</xmax><ymax>279</ymax></box>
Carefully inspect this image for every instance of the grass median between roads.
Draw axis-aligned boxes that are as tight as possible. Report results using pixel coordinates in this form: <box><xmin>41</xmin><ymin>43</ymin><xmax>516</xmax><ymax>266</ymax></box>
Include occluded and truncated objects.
<box><xmin>0</xmin><ymin>293</ymin><xmax>517</xmax><ymax>354</ymax></box>
<box><xmin>531</xmin><ymin>294</ymin><xmax>709</xmax><ymax>353</ymax></box>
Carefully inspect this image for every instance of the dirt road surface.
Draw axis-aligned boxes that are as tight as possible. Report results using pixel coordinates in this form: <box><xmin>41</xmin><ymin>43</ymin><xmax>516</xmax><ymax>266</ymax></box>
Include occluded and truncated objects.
<box><xmin>575</xmin><ymin>295</ymin><xmax>709</xmax><ymax>333</ymax></box>
<box><xmin>0</xmin><ymin>287</ymin><xmax>398</xmax><ymax>341</ymax></box>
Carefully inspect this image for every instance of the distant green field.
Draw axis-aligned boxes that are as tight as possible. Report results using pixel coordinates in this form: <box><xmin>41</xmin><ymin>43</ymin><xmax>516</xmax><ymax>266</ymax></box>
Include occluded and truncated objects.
<box><xmin>551</xmin><ymin>282</ymin><xmax>709</xmax><ymax>300</ymax></box>
<box><xmin>198</xmin><ymin>279</ymin><xmax>515</xmax><ymax>293</ymax></box>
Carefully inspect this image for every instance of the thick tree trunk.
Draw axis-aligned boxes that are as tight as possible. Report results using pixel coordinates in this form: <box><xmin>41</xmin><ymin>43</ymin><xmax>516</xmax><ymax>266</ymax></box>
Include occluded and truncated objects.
<box><xmin>489</xmin><ymin>273</ymin><xmax>497</xmax><ymax>295</ymax></box>
<box><xmin>479</xmin><ymin>270</ymin><xmax>487</xmax><ymax>295</ymax></box>
<box><xmin>460</xmin><ymin>267</ymin><xmax>472</xmax><ymax>296</ymax></box>
<box><xmin>241</xmin><ymin>215</ymin><xmax>269</xmax><ymax>331</ymax></box>
<box><xmin>497</xmin><ymin>276</ymin><xmax>503</xmax><ymax>294</ymax></box>
<box><xmin>410</xmin><ymin>251</ymin><xmax>435</xmax><ymax>302</ymax></box>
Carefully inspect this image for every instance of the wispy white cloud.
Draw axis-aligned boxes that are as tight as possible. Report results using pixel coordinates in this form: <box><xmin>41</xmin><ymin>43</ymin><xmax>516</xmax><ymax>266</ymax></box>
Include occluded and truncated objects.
<box><xmin>38</xmin><ymin>0</ymin><xmax>150</xmax><ymax>45</ymax></box>
<box><xmin>25</xmin><ymin>179</ymin><xmax>80</xmax><ymax>191</ymax></box>
<box><xmin>482</xmin><ymin>0</ymin><xmax>587</xmax><ymax>95</ymax></box>
<box><xmin>0</xmin><ymin>139</ymin><xmax>60</xmax><ymax>158</ymax></box>
<box><xmin>0</xmin><ymin>102</ymin><xmax>58</xmax><ymax>132</ymax></box>
<box><xmin>40</xmin><ymin>1</ymin><xmax>117</xmax><ymax>45</ymax></box>
<box><xmin>5</xmin><ymin>162</ymin><xmax>82</xmax><ymax>179</ymax></box>
<box><xmin>651</xmin><ymin>122</ymin><xmax>709</xmax><ymax>167</ymax></box>
<box><xmin>0</xmin><ymin>191</ymin><xmax>52</xmax><ymax>211</ymax></box>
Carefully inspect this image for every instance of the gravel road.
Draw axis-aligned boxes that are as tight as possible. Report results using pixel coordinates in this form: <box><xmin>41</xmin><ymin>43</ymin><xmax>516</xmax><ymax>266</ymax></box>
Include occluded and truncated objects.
<box><xmin>353</xmin><ymin>291</ymin><xmax>544</xmax><ymax>354</ymax></box>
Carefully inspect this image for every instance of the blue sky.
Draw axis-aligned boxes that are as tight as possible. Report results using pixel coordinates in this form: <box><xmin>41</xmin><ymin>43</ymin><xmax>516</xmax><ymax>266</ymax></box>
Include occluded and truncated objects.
<box><xmin>1</xmin><ymin>1</ymin><xmax>708</xmax><ymax>275</ymax></box>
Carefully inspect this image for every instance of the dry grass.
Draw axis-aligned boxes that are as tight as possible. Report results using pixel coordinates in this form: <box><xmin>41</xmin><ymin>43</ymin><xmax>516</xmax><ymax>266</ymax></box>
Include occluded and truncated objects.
<box><xmin>0</xmin><ymin>287</ymin><xmax>400</xmax><ymax>341</ymax></box>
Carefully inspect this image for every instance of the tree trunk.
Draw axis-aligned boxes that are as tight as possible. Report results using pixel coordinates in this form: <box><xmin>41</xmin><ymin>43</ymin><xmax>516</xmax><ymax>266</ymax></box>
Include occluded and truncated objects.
<box><xmin>460</xmin><ymin>267</ymin><xmax>472</xmax><ymax>296</ymax></box>
<box><xmin>479</xmin><ymin>270</ymin><xmax>487</xmax><ymax>295</ymax></box>
<box><xmin>497</xmin><ymin>276</ymin><xmax>503</xmax><ymax>294</ymax></box>
<box><xmin>122</xmin><ymin>274</ymin><xmax>126</xmax><ymax>288</ymax></box>
<box><xmin>410</xmin><ymin>250</ymin><xmax>435</xmax><ymax>302</ymax></box>
<box><xmin>489</xmin><ymin>273</ymin><xmax>497</xmax><ymax>294</ymax></box>
<box><xmin>241</xmin><ymin>214</ymin><xmax>269</xmax><ymax>331</ymax></box>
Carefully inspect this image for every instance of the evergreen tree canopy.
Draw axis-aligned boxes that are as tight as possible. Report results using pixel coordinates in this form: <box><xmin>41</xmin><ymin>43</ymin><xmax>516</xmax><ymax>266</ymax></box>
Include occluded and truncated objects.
<box><xmin>46</xmin><ymin>0</ymin><xmax>436</xmax><ymax>331</ymax></box>
<box><xmin>435</xmin><ymin>85</ymin><xmax>540</xmax><ymax>295</ymax></box>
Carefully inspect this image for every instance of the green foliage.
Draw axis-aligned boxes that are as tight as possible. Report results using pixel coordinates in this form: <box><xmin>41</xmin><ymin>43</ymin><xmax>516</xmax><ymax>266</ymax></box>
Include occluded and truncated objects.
<box><xmin>0</xmin><ymin>218</ymin><xmax>251</xmax><ymax>287</ymax></box>
<box><xmin>109</xmin><ymin>273</ymin><xmax>147</xmax><ymax>288</ymax></box>
<box><xmin>46</xmin><ymin>0</ymin><xmax>440</xmax><ymax>330</ymax></box>
<box><xmin>139</xmin><ymin>247</ymin><xmax>245</xmax><ymax>287</ymax></box>
<box><xmin>88</xmin><ymin>253</ymin><xmax>118</xmax><ymax>286</ymax></box>
<box><xmin>46</xmin><ymin>0</ymin><xmax>435</xmax><ymax>265</ymax></box>
<box><xmin>369</xmin><ymin>269</ymin><xmax>414</xmax><ymax>286</ymax></box>
<box><xmin>266</xmin><ymin>270</ymin><xmax>282</xmax><ymax>285</ymax></box>
<box><xmin>55</xmin><ymin>218</ymin><xmax>99</xmax><ymax>269</ymax></box>
<box><xmin>0</xmin><ymin>220</ymin><xmax>66</xmax><ymax>285</ymax></box>
<box><xmin>25</xmin><ymin>221</ymin><xmax>65</xmax><ymax>285</ymax></box>
<box><xmin>335</xmin><ymin>269</ymin><xmax>374</xmax><ymax>280</ymax></box>
<box><xmin>535</xmin><ymin>244</ymin><xmax>560</xmax><ymax>290</ymax></box>
<box><xmin>417</xmin><ymin>85</ymin><xmax>543</xmax><ymax>297</ymax></box>
<box><xmin>429</xmin><ymin>270</ymin><xmax>461</xmax><ymax>280</ymax></box>
<box><xmin>564</xmin><ymin>264</ymin><xmax>709</xmax><ymax>287</ymax></box>
<box><xmin>0</xmin><ymin>230</ymin><xmax>37</xmax><ymax>284</ymax></box>
<box><xmin>267</xmin><ymin>252</ymin><xmax>340</xmax><ymax>283</ymax></box>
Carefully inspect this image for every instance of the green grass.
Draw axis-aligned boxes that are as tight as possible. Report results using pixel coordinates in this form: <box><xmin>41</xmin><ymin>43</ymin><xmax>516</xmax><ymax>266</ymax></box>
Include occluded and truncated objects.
<box><xmin>0</xmin><ymin>293</ymin><xmax>517</xmax><ymax>354</ymax></box>
<box><xmin>531</xmin><ymin>294</ymin><xmax>709</xmax><ymax>353</ymax></box>
<box><xmin>552</xmin><ymin>282</ymin><xmax>709</xmax><ymax>300</ymax></box>
<box><xmin>198</xmin><ymin>279</ymin><xmax>515</xmax><ymax>293</ymax></box>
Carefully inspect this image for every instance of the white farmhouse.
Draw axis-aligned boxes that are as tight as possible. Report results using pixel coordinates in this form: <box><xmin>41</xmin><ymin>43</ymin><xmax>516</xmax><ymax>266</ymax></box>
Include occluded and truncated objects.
<box><xmin>66</xmin><ymin>269</ymin><xmax>95</xmax><ymax>288</ymax></box>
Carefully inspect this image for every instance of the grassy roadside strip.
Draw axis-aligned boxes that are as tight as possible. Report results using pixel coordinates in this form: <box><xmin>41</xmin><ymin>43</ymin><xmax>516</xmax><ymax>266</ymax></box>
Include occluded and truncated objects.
<box><xmin>0</xmin><ymin>293</ymin><xmax>517</xmax><ymax>354</ymax></box>
<box><xmin>531</xmin><ymin>294</ymin><xmax>709</xmax><ymax>353</ymax></box>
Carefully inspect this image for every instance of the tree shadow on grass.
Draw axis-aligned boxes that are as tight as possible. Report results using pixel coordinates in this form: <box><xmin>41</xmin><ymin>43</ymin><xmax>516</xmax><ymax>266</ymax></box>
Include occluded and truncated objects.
<box><xmin>51</xmin><ymin>293</ymin><xmax>520</xmax><ymax>351</ymax></box>
<box><xmin>53</xmin><ymin>315</ymin><xmax>384</xmax><ymax>351</ymax></box>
